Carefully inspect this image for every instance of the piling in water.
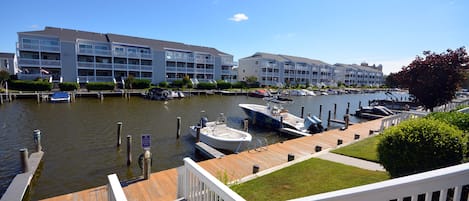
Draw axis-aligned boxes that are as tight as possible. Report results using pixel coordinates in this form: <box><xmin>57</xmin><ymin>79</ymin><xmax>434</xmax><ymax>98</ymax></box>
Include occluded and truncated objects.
<box><xmin>33</xmin><ymin>129</ymin><xmax>42</xmax><ymax>152</ymax></box>
<box><xmin>319</xmin><ymin>105</ymin><xmax>323</xmax><ymax>119</ymax></box>
<box><xmin>176</xmin><ymin>117</ymin><xmax>181</xmax><ymax>139</ymax></box>
<box><xmin>127</xmin><ymin>135</ymin><xmax>132</xmax><ymax>166</ymax></box>
<box><xmin>300</xmin><ymin>106</ymin><xmax>304</xmax><ymax>118</ymax></box>
<box><xmin>243</xmin><ymin>118</ymin><xmax>249</xmax><ymax>132</ymax></box>
<box><xmin>334</xmin><ymin>103</ymin><xmax>337</xmax><ymax>119</ymax></box>
<box><xmin>20</xmin><ymin>148</ymin><xmax>29</xmax><ymax>173</ymax></box>
<box><xmin>117</xmin><ymin>122</ymin><xmax>123</xmax><ymax>147</ymax></box>
<box><xmin>196</xmin><ymin>127</ymin><xmax>201</xmax><ymax>142</ymax></box>
<box><xmin>327</xmin><ymin>110</ymin><xmax>331</xmax><ymax>127</ymax></box>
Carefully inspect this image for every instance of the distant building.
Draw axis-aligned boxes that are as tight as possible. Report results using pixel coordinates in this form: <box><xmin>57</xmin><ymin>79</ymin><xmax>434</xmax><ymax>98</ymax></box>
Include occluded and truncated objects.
<box><xmin>16</xmin><ymin>27</ymin><xmax>235</xmax><ymax>84</ymax></box>
<box><xmin>238</xmin><ymin>52</ymin><xmax>383</xmax><ymax>87</ymax></box>
<box><xmin>238</xmin><ymin>52</ymin><xmax>335</xmax><ymax>87</ymax></box>
<box><xmin>0</xmin><ymin>52</ymin><xmax>17</xmax><ymax>75</ymax></box>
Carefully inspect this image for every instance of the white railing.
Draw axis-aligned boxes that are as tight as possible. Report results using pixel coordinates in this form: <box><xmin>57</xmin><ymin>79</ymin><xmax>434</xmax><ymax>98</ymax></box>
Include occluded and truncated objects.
<box><xmin>433</xmin><ymin>98</ymin><xmax>469</xmax><ymax>112</ymax></box>
<box><xmin>77</xmin><ymin>61</ymin><xmax>94</xmax><ymax>68</ymax></box>
<box><xmin>141</xmin><ymin>66</ymin><xmax>153</xmax><ymax>71</ymax></box>
<box><xmin>96</xmin><ymin>63</ymin><xmax>113</xmax><ymax>69</ymax></box>
<box><xmin>107</xmin><ymin>174</ymin><xmax>128</xmax><ymax>201</ymax></box>
<box><xmin>380</xmin><ymin>111</ymin><xmax>427</xmax><ymax>132</ymax></box>
<box><xmin>19</xmin><ymin>58</ymin><xmax>40</xmax><ymax>65</ymax></box>
<box><xmin>177</xmin><ymin>157</ymin><xmax>246</xmax><ymax>201</ymax></box>
<box><xmin>41</xmin><ymin>60</ymin><xmax>61</xmax><ymax>66</ymax></box>
<box><xmin>289</xmin><ymin>162</ymin><xmax>469</xmax><ymax>201</ymax></box>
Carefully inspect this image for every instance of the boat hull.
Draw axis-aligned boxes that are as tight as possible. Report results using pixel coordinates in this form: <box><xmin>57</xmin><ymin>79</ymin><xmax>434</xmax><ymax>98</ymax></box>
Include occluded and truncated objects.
<box><xmin>189</xmin><ymin>124</ymin><xmax>252</xmax><ymax>153</ymax></box>
<box><xmin>239</xmin><ymin>104</ymin><xmax>296</xmax><ymax>130</ymax></box>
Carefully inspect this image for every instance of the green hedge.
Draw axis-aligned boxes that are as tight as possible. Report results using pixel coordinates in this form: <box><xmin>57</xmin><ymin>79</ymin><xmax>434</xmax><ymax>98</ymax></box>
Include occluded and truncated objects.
<box><xmin>159</xmin><ymin>81</ymin><xmax>169</xmax><ymax>88</ymax></box>
<box><xmin>58</xmin><ymin>82</ymin><xmax>79</xmax><ymax>91</ymax></box>
<box><xmin>216</xmin><ymin>81</ymin><xmax>232</xmax><ymax>89</ymax></box>
<box><xmin>9</xmin><ymin>80</ymin><xmax>52</xmax><ymax>91</ymax></box>
<box><xmin>171</xmin><ymin>80</ymin><xmax>184</xmax><ymax>88</ymax></box>
<box><xmin>232</xmin><ymin>81</ymin><xmax>246</xmax><ymax>89</ymax></box>
<box><xmin>378</xmin><ymin>118</ymin><xmax>466</xmax><ymax>177</ymax></box>
<box><xmin>130</xmin><ymin>79</ymin><xmax>151</xmax><ymax>89</ymax></box>
<box><xmin>426</xmin><ymin>112</ymin><xmax>469</xmax><ymax>132</ymax></box>
<box><xmin>86</xmin><ymin>82</ymin><xmax>115</xmax><ymax>91</ymax></box>
<box><xmin>196</xmin><ymin>82</ymin><xmax>217</xmax><ymax>90</ymax></box>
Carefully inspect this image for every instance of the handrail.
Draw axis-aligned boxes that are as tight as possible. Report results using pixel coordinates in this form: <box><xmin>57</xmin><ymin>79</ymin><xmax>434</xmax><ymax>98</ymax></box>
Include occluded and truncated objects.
<box><xmin>179</xmin><ymin>157</ymin><xmax>246</xmax><ymax>201</ymax></box>
<box><xmin>107</xmin><ymin>174</ymin><xmax>128</xmax><ymax>201</ymax></box>
<box><xmin>289</xmin><ymin>162</ymin><xmax>469</xmax><ymax>201</ymax></box>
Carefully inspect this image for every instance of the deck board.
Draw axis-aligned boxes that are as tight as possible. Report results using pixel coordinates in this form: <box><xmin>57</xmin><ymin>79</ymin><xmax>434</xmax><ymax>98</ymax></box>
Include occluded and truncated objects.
<box><xmin>40</xmin><ymin>118</ymin><xmax>383</xmax><ymax>201</ymax></box>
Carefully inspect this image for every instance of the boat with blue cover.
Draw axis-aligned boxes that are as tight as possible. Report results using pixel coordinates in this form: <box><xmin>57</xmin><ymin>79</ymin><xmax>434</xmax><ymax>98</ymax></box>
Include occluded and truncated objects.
<box><xmin>50</xmin><ymin>91</ymin><xmax>70</xmax><ymax>102</ymax></box>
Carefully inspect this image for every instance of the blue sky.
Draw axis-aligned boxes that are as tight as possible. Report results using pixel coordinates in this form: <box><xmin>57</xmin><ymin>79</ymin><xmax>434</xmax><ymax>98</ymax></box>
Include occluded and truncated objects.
<box><xmin>1</xmin><ymin>0</ymin><xmax>468</xmax><ymax>75</ymax></box>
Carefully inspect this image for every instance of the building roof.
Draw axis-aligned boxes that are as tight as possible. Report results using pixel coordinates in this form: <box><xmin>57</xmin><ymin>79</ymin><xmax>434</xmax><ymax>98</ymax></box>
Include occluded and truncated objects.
<box><xmin>0</xmin><ymin>52</ymin><xmax>15</xmax><ymax>58</ymax></box>
<box><xmin>242</xmin><ymin>52</ymin><xmax>329</xmax><ymax>65</ymax></box>
<box><xmin>334</xmin><ymin>63</ymin><xmax>382</xmax><ymax>73</ymax></box>
<box><xmin>19</xmin><ymin>27</ymin><xmax>229</xmax><ymax>55</ymax></box>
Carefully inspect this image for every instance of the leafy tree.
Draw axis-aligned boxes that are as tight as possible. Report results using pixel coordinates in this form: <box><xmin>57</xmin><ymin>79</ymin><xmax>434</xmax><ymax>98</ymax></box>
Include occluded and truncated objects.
<box><xmin>396</xmin><ymin>47</ymin><xmax>469</xmax><ymax>111</ymax></box>
<box><xmin>384</xmin><ymin>73</ymin><xmax>401</xmax><ymax>88</ymax></box>
<box><xmin>378</xmin><ymin>118</ymin><xmax>466</xmax><ymax>177</ymax></box>
<box><xmin>0</xmin><ymin>70</ymin><xmax>9</xmax><ymax>89</ymax></box>
<box><xmin>182</xmin><ymin>75</ymin><xmax>191</xmax><ymax>86</ymax></box>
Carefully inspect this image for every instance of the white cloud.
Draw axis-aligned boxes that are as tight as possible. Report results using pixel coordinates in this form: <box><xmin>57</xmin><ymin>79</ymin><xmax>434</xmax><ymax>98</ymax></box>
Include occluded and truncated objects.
<box><xmin>30</xmin><ymin>24</ymin><xmax>39</xmax><ymax>29</ymax></box>
<box><xmin>229</xmin><ymin>13</ymin><xmax>248</xmax><ymax>22</ymax></box>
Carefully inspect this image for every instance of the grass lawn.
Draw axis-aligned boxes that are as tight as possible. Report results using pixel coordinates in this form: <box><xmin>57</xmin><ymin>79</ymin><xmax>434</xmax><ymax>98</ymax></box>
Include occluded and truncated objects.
<box><xmin>331</xmin><ymin>135</ymin><xmax>382</xmax><ymax>162</ymax></box>
<box><xmin>231</xmin><ymin>158</ymin><xmax>389</xmax><ymax>201</ymax></box>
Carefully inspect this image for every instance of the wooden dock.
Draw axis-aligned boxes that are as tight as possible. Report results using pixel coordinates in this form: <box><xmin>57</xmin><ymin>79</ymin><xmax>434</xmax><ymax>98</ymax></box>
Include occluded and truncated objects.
<box><xmin>40</xmin><ymin>118</ymin><xmax>384</xmax><ymax>201</ymax></box>
<box><xmin>195</xmin><ymin>142</ymin><xmax>225</xmax><ymax>159</ymax></box>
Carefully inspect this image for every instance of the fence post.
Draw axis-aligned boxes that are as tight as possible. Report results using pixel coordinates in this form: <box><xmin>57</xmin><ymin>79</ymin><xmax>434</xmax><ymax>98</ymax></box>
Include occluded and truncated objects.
<box><xmin>20</xmin><ymin>148</ymin><xmax>29</xmax><ymax>173</ymax></box>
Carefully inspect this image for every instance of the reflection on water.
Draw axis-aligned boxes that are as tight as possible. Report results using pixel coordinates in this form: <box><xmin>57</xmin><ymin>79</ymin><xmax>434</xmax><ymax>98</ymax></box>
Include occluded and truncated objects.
<box><xmin>0</xmin><ymin>92</ymin><xmax>408</xmax><ymax>200</ymax></box>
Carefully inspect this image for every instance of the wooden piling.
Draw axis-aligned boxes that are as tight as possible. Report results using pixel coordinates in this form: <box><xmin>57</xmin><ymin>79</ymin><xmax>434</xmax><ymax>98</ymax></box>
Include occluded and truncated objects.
<box><xmin>100</xmin><ymin>92</ymin><xmax>104</xmax><ymax>101</ymax></box>
<box><xmin>33</xmin><ymin>129</ymin><xmax>42</xmax><ymax>152</ymax></box>
<box><xmin>280</xmin><ymin>116</ymin><xmax>284</xmax><ymax>128</ymax></box>
<box><xmin>196</xmin><ymin>127</ymin><xmax>201</xmax><ymax>142</ymax></box>
<box><xmin>176</xmin><ymin>117</ymin><xmax>181</xmax><ymax>139</ymax></box>
<box><xmin>36</xmin><ymin>92</ymin><xmax>40</xmax><ymax>104</ymax></box>
<box><xmin>143</xmin><ymin>150</ymin><xmax>151</xmax><ymax>180</ymax></box>
<box><xmin>319</xmin><ymin>105</ymin><xmax>323</xmax><ymax>119</ymax></box>
<box><xmin>243</xmin><ymin>118</ymin><xmax>249</xmax><ymax>132</ymax></box>
<box><xmin>347</xmin><ymin>102</ymin><xmax>350</xmax><ymax>111</ymax></box>
<box><xmin>20</xmin><ymin>148</ymin><xmax>29</xmax><ymax>173</ymax></box>
<box><xmin>0</xmin><ymin>94</ymin><xmax>3</xmax><ymax>105</ymax></box>
<box><xmin>300</xmin><ymin>106</ymin><xmax>304</xmax><ymax>118</ymax></box>
<box><xmin>327</xmin><ymin>110</ymin><xmax>331</xmax><ymax>127</ymax></box>
<box><xmin>358</xmin><ymin>101</ymin><xmax>362</xmax><ymax>108</ymax></box>
<box><xmin>127</xmin><ymin>135</ymin><xmax>132</xmax><ymax>166</ymax></box>
<box><xmin>117</xmin><ymin>122</ymin><xmax>123</xmax><ymax>147</ymax></box>
<box><xmin>333</xmin><ymin>103</ymin><xmax>337</xmax><ymax>119</ymax></box>
<box><xmin>346</xmin><ymin>108</ymin><xmax>349</xmax><ymax>115</ymax></box>
<box><xmin>344</xmin><ymin>114</ymin><xmax>350</xmax><ymax>129</ymax></box>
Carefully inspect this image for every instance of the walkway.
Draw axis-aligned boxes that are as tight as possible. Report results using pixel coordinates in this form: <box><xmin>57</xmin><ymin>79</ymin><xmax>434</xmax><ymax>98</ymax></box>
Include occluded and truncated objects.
<box><xmin>316</xmin><ymin>151</ymin><xmax>385</xmax><ymax>171</ymax></box>
<box><xmin>41</xmin><ymin>118</ymin><xmax>384</xmax><ymax>201</ymax></box>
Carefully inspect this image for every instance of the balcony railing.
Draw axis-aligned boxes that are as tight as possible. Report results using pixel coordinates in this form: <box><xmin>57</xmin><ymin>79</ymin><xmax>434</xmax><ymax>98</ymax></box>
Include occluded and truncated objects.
<box><xmin>19</xmin><ymin>59</ymin><xmax>40</xmax><ymax>66</ymax></box>
<box><xmin>77</xmin><ymin>62</ymin><xmax>94</xmax><ymax>68</ymax></box>
<box><xmin>289</xmin><ymin>162</ymin><xmax>469</xmax><ymax>201</ymax></box>
<box><xmin>141</xmin><ymin>66</ymin><xmax>152</xmax><ymax>71</ymax></box>
<box><xmin>78</xmin><ymin>48</ymin><xmax>94</xmax><ymax>55</ymax></box>
<box><xmin>177</xmin><ymin>158</ymin><xmax>246</xmax><ymax>201</ymax></box>
<box><xmin>141</xmin><ymin>53</ymin><xmax>152</xmax><ymax>59</ymax></box>
<box><xmin>41</xmin><ymin>60</ymin><xmax>61</xmax><ymax>66</ymax></box>
<box><xmin>166</xmin><ymin>67</ymin><xmax>177</xmax><ymax>72</ymax></box>
<box><xmin>94</xmin><ymin>49</ymin><xmax>112</xmax><ymax>56</ymax></box>
<box><xmin>114</xmin><ymin>64</ymin><xmax>127</xmax><ymax>70</ymax></box>
<box><xmin>96</xmin><ymin>63</ymin><xmax>113</xmax><ymax>69</ymax></box>
<box><xmin>128</xmin><ymin>64</ymin><xmax>140</xmax><ymax>70</ymax></box>
<box><xmin>95</xmin><ymin>76</ymin><xmax>114</xmax><ymax>82</ymax></box>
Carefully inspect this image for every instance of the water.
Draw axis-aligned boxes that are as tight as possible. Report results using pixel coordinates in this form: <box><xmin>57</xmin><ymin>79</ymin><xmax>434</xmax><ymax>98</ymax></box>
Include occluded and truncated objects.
<box><xmin>0</xmin><ymin>92</ymin><xmax>408</xmax><ymax>200</ymax></box>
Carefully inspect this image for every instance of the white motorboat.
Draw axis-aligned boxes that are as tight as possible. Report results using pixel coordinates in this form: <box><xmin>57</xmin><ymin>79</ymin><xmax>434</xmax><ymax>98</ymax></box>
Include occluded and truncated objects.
<box><xmin>189</xmin><ymin>113</ymin><xmax>252</xmax><ymax>153</ymax></box>
<box><xmin>239</xmin><ymin>101</ymin><xmax>323</xmax><ymax>134</ymax></box>
<box><xmin>50</xmin><ymin>91</ymin><xmax>70</xmax><ymax>102</ymax></box>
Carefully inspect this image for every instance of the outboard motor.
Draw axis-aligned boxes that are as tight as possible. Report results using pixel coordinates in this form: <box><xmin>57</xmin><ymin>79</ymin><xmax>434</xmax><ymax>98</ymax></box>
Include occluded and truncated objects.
<box><xmin>304</xmin><ymin>116</ymin><xmax>324</xmax><ymax>134</ymax></box>
<box><xmin>200</xmin><ymin>117</ymin><xmax>208</xmax><ymax>128</ymax></box>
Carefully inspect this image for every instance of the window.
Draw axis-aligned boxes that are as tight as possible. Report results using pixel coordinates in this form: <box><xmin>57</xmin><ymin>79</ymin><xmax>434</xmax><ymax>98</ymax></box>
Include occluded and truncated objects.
<box><xmin>79</xmin><ymin>44</ymin><xmax>92</xmax><ymax>49</ymax></box>
<box><xmin>95</xmin><ymin>45</ymin><xmax>109</xmax><ymax>50</ymax></box>
<box><xmin>114</xmin><ymin>47</ymin><xmax>124</xmax><ymax>52</ymax></box>
<box><xmin>141</xmin><ymin>60</ymin><xmax>152</xmax><ymax>66</ymax></box>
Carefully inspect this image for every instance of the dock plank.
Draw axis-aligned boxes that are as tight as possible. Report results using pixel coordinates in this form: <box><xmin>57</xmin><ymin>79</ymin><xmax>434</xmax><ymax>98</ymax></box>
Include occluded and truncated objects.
<box><xmin>40</xmin><ymin>118</ymin><xmax>383</xmax><ymax>201</ymax></box>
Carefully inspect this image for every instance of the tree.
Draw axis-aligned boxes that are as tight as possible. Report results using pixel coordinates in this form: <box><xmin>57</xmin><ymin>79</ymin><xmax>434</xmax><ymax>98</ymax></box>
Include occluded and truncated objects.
<box><xmin>384</xmin><ymin>73</ymin><xmax>401</xmax><ymax>88</ymax></box>
<box><xmin>0</xmin><ymin>70</ymin><xmax>10</xmax><ymax>89</ymax></box>
<box><xmin>396</xmin><ymin>47</ymin><xmax>469</xmax><ymax>110</ymax></box>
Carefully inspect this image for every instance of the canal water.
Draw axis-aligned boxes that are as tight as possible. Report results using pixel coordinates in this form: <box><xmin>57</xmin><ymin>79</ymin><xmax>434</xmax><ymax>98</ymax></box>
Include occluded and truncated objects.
<box><xmin>0</xmin><ymin>92</ymin><xmax>408</xmax><ymax>200</ymax></box>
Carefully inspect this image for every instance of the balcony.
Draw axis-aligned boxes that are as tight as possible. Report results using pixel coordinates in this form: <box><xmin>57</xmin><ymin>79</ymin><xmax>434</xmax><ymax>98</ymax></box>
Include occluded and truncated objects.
<box><xmin>20</xmin><ymin>44</ymin><xmax>40</xmax><ymax>51</ymax></box>
<box><xmin>95</xmin><ymin>76</ymin><xmax>114</xmax><ymax>82</ymax></box>
<box><xmin>19</xmin><ymin>58</ymin><xmax>40</xmax><ymax>66</ymax></box>
<box><xmin>77</xmin><ymin>62</ymin><xmax>94</xmax><ymax>68</ymax></box>
<box><xmin>221</xmin><ymin>70</ymin><xmax>231</xmax><ymax>74</ymax></box>
<box><xmin>141</xmin><ymin>66</ymin><xmax>153</xmax><ymax>71</ymax></box>
<box><xmin>94</xmin><ymin>49</ymin><xmax>112</xmax><ymax>56</ymax></box>
<box><xmin>96</xmin><ymin>63</ymin><xmax>113</xmax><ymax>69</ymax></box>
<box><xmin>78</xmin><ymin>48</ymin><xmax>94</xmax><ymax>55</ymax></box>
<box><xmin>41</xmin><ymin>60</ymin><xmax>61</xmax><ymax>67</ymax></box>
<box><xmin>141</xmin><ymin>53</ymin><xmax>152</xmax><ymax>59</ymax></box>
<box><xmin>166</xmin><ymin>67</ymin><xmax>177</xmax><ymax>72</ymax></box>
<box><xmin>113</xmin><ymin>51</ymin><xmax>127</xmax><ymax>57</ymax></box>
<box><xmin>114</xmin><ymin>64</ymin><xmax>127</xmax><ymax>70</ymax></box>
<box><xmin>128</xmin><ymin>64</ymin><xmax>140</xmax><ymax>70</ymax></box>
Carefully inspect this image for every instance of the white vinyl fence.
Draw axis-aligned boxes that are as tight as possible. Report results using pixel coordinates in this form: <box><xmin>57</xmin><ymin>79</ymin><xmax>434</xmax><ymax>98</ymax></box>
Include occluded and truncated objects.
<box><xmin>177</xmin><ymin>157</ymin><xmax>246</xmax><ymax>201</ymax></box>
<box><xmin>107</xmin><ymin>174</ymin><xmax>128</xmax><ymax>201</ymax></box>
<box><xmin>289</xmin><ymin>162</ymin><xmax>469</xmax><ymax>201</ymax></box>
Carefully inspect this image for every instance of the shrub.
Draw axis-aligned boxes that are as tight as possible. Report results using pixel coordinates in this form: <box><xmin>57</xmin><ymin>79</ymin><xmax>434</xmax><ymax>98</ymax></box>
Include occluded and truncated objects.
<box><xmin>86</xmin><ymin>82</ymin><xmax>115</xmax><ymax>91</ymax></box>
<box><xmin>159</xmin><ymin>81</ymin><xmax>169</xmax><ymax>88</ymax></box>
<box><xmin>426</xmin><ymin>112</ymin><xmax>469</xmax><ymax>132</ymax></box>
<box><xmin>216</xmin><ymin>80</ymin><xmax>232</xmax><ymax>89</ymax></box>
<box><xmin>9</xmin><ymin>80</ymin><xmax>52</xmax><ymax>91</ymax></box>
<box><xmin>58</xmin><ymin>82</ymin><xmax>79</xmax><ymax>91</ymax></box>
<box><xmin>232</xmin><ymin>81</ymin><xmax>246</xmax><ymax>89</ymax></box>
<box><xmin>377</xmin><ymin>118</ymin><xmax>466</xmax><ymax>177</ymax></box>
<box><xmin>196</xmin><ymin>82</ymin><xmax>217</xmax><ymax>90</ymax></box>
<box><xmin>171</xmin><ymin>80</ymin><xmax>184</xmax><ymax>88</ymax></box>
<box><xmin>129</xmin><ymin>79</ymin><xmax>151</xmax><ymax>89</ymax></box>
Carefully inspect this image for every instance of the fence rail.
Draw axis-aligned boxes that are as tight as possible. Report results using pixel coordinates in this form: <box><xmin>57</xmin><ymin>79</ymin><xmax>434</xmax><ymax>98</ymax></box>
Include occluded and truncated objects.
<box><xmin>289</xmin><ymin>162</ymin><xmax>469</xmax><ymax>201</ymax></box>
<box><xmin>380</xmin><ymin>111</ymin><xmax>427</xmax><ymax>132</ymax></box>
<box><xmin>178</xmin><ymin>157</ymin><xmax>246</xmax><ymax>201</ymax></box>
